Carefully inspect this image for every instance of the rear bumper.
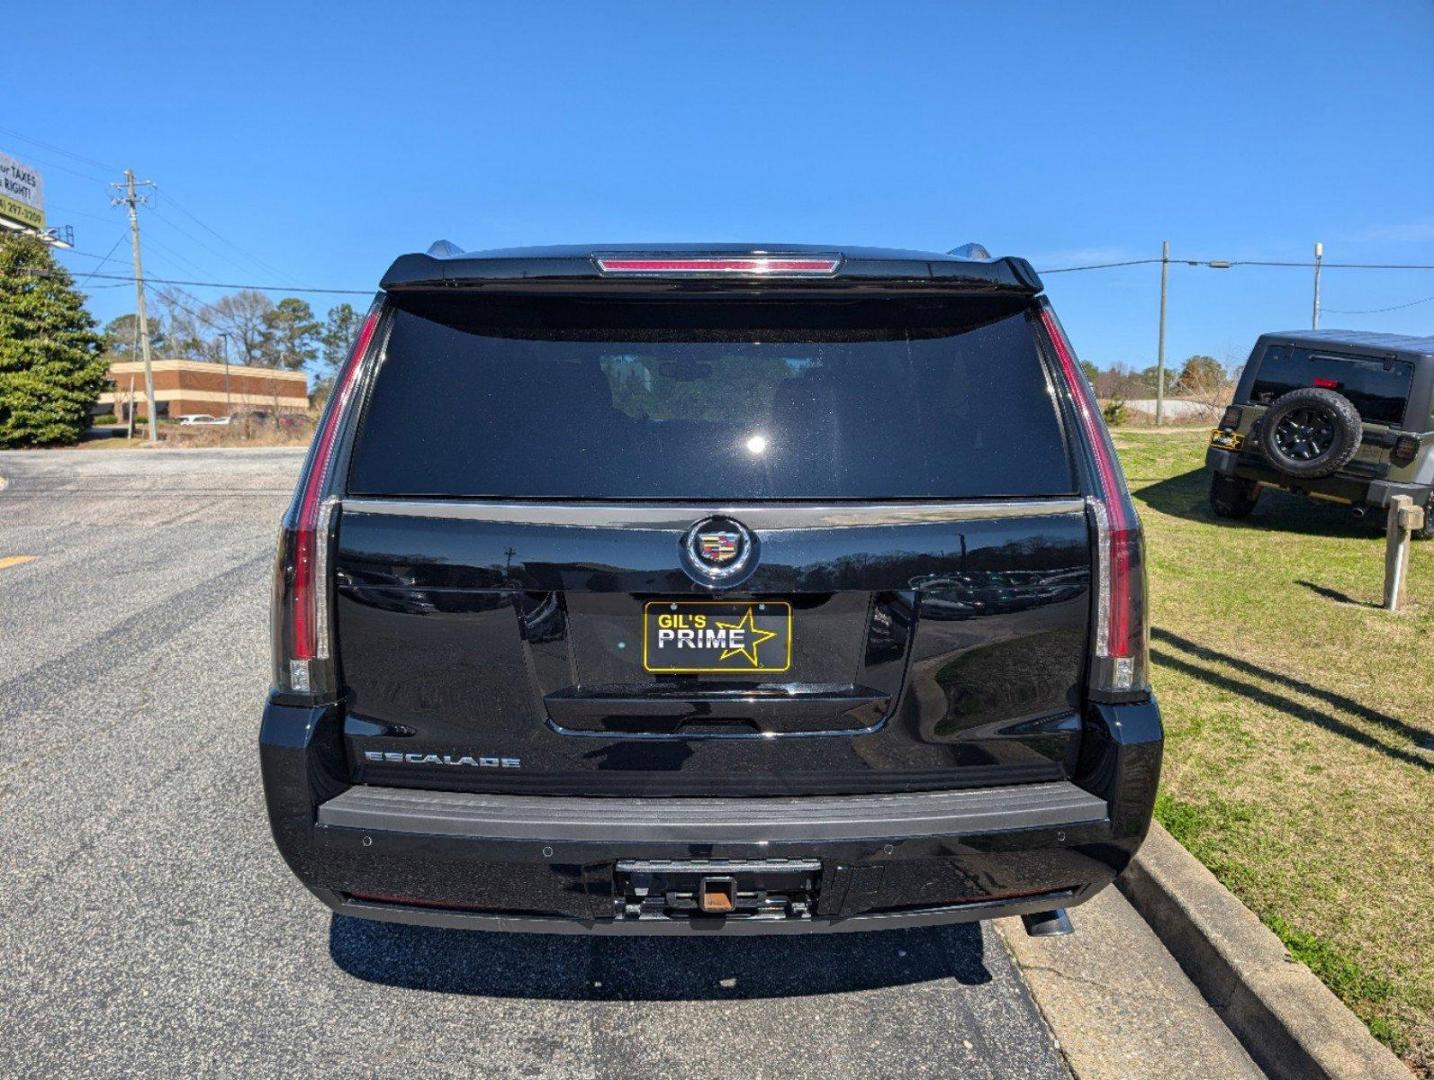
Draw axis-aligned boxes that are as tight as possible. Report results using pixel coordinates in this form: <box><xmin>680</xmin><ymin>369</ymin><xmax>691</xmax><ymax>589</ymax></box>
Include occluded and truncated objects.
<box><xmin>260</xmin><ymin>696</ymin><xmax>1162</xmax><ymax>934</ymax></box>
<box><xmin>1207</xmin><ymin>446</ymin><xmax>1432</xmax><ymax>508</ymax></box>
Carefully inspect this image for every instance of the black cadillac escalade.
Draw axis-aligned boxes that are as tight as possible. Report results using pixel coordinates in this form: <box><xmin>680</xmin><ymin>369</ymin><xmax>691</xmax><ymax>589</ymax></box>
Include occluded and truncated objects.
<box><xmin>260</xmin><ymin>242</ymin><xmax>1162</xmax><ymax>935</ymax></box>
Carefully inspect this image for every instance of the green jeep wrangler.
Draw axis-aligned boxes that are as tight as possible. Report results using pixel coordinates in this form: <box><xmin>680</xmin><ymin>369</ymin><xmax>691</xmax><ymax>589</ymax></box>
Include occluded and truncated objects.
<box><xmin>1207</xmin><ymin>330</ymin><xmax>1434</xmax><ymax>539</ymax></box>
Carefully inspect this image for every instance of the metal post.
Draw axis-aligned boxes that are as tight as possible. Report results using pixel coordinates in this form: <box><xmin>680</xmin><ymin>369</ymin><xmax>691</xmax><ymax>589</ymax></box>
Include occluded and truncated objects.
<box><xmin>1384</xmin><ymin>496</ymin><xmax>1424</xmax><ymax>612</ymax></box>
<box><xmin>1156</xmin><ymin>240</ymin><xmax>1169</xmax><ymax>426</ymax></box>
<box><xmin>113</xmin><ymin>170</ymin><xmax>158</xmax><ymax>444</ymax></box>
<box><xmin>1312</xmin><ymin>241</ymin><xmax>1324</xmax><ymax>330</ymax></box>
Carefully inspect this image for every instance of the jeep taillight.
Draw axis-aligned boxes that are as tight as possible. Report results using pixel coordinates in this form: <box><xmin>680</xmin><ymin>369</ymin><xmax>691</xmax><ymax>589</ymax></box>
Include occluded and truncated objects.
<box><xmin>1039</xmin><ymin>304</ymin><xmax>1150</xmax><ymax>699</ymax></box>
<box><xmin>274</xmin><ymin>302</ymin><xmax>381</xmax><ymax>695</ymax></box>
<box><xmin>1219</xmin><ymin>405</ymin><xmax>1242</xmax><ymax>431</ymax></box>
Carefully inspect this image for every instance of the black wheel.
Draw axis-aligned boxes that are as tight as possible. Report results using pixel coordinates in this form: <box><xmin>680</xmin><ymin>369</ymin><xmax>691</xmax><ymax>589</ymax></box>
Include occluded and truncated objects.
<box><xmin>1210</xmin><ymin>474</ymin><xmax>1260</xmax><ymax>519</ymax></box>
<box><xmin>1257</xmin><ymin>388</ymin><xmax>1362</xmax><ymax>479</ymax></box>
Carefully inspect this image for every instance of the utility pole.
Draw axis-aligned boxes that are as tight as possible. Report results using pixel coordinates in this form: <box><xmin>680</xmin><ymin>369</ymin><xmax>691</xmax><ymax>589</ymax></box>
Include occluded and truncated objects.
<box><xmin>111</xmin><ymin>170</ymin><xmax>159</xmax><ymax>444</ymax></box>
<box><xmin>1155</xmin><ymin>240</ymin><xmax>1169</xmax><ymax>426</ymax></box>
<box><xmin>1312</xmin><ymin>241</ymin><xmax>1324</xmax><ymax>330</ymax></box>
<box><xmin>219</xmin><ymin>332</ymin><xmax>232</xmax><ymax>415</ymax></box>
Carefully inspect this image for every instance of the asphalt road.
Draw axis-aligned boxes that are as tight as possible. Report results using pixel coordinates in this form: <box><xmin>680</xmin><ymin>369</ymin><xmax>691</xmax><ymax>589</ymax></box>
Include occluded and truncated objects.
<box><xmin>0</xmin><ymin>448</ymin><xmax>1070</xmax><ymax>1080</ymax></box>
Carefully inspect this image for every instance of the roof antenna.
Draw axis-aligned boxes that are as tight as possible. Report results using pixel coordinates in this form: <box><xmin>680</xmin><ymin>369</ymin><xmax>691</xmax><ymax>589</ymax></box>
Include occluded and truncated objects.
<box><xmin>947</xmin><ymin>243</ymin><xmax>992</xmax><ymax>260</ymax></box>
<box><xmin>427</xmin><ymin>239</ymin><xmax>464</xmax><ymax>257</ymax></box>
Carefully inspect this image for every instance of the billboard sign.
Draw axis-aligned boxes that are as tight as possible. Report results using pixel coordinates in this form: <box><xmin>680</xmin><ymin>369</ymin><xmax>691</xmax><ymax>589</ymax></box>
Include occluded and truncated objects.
<box><xmin>0</xmin><ymin>152</ymin><xmax>46</xmax><ymax>232</ymax></box>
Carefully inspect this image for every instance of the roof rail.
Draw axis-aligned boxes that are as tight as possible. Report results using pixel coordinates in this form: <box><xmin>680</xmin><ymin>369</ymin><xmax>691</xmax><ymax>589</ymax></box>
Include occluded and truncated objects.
<box><xmin>426</xmin><ymin>239</ymin><xmax>464</xmax><ymax>257</ymax></box>
<box><xmin>947</xmin><ymin>242</ymin><xmax>992</xmax><ymax>260</ymax></box>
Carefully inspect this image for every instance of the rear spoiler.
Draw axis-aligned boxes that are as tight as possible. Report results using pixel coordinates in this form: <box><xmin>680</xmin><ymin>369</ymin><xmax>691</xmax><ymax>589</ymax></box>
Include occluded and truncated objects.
<box><xmin>380</xmin><ymin>248</ymin><xmax>1043</xmax><ymax>294</ymax></box>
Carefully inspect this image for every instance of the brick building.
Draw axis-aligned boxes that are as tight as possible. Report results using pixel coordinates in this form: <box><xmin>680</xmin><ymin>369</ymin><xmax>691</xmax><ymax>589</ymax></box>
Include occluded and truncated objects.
<box><xmin>98</xmin><ymin>359</ymin><xmax>309</xmax><ymax>421</ymax></box>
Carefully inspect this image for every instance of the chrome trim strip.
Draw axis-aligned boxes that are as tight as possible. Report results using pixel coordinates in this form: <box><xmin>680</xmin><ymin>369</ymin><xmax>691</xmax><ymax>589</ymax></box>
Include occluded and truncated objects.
<box><xmin>340</xmin><ymin>497</ymin><xmax>1087</xmax><ymax>531</ymax></box>
<box><xmin>544</xmin><ymin>715</ymin><xmax>888</xmax><ymax>741</ymax></box>
<box><xmin>315</xmin><ymin>496</ymin><xmax>339</xmax><ymax>660</ymax></box>
<box><xmin>1088</xmin><ymin>496</ymin><xmax>1111</xmax><ymax>659</ymax></box>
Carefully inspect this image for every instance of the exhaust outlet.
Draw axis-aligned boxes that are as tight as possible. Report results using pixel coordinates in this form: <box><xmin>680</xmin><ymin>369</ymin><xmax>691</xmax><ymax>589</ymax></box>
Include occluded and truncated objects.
<box><xmin>1351</xmin><ymin>506</ymin><xmax>1367</xmax><ymax>520</ymax></box>
<box><xmin>1021</xmin><ymin>909</ymin><xmax>1074</xmax><ymax>937</ymax></box>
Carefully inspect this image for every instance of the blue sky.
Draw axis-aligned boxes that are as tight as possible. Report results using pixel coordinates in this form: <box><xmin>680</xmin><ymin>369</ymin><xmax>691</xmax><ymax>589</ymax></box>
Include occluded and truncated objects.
<box><xmin>8</xmin><ymin>1</ymin><xmax>1434</xmax><ymax>373</ymax></box>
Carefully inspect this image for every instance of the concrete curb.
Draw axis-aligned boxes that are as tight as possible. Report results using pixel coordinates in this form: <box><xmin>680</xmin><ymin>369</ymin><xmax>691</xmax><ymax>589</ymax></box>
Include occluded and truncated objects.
<box><xmin>1118</xmin><ymin>822</ymin><xmax>1411</xmax><ymax>1080</ymax></box>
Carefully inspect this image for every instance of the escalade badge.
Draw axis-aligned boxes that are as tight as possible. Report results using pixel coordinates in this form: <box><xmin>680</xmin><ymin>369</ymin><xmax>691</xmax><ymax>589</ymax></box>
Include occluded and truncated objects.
<box><xmin>364</xmin><ymin>751</ymin><xmax>520</xmax><ymax>768</ymax></box>
<box><xmin>681</xmin><ymin>516</ymin><xmax>756</xmax><ymax>585</ymax></box>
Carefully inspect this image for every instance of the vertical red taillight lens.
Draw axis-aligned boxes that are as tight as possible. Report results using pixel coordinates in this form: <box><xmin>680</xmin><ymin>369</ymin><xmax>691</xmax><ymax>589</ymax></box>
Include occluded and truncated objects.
<box><xmin>1039</xmin><ymin>304</ymin><xmax>1149</xmax><ymax>697</ymax></box>
<box><xmin>276</xmin><ymin>302</ymin><xmax>381</xmax><ymax>694</ymax></box>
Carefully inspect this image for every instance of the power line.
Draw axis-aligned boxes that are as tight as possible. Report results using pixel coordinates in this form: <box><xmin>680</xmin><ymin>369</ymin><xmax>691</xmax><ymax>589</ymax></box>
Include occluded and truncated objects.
<box><xmin>1323</xmin><ymin>293</ymin><xmax>1434</xmax><ymax>315</ymax></box>
<box><xmin>44</xmin><ymin>202</ymin><xmax>113</xmax><ymax>225</ymax></box>
<box><xmin>6</xmin><ymin>122</ymin><xmax>1433</xmax><ymax>285</ymax></box>
<box><xmin>149</xmin><ymin>206</ymin><xmax>282</xmax><ymax>281</ymax></box>
<box><xmin>0</xmin><ymin>124</ymin><xmax>118</xmax><ymax>173</ymax></box>
<box><xmin>158</xmin><ymin>191</ymin><xmax>295</xmax><ymax>282</ymax></box>
<box><xmin>1039</xmin><ymin>258</ymin><xmax>1164</xmax><ymax>273</ymax></box>
<box><xmin>75</xmin><ymin>233</ymin><xmax>128</xmax><ymax>288</ymax></box>
<box><xmin>1222</xmin><ymin>259</ymin><xmax>1434</xmax><ymax>270</ymax></box>
<box><xmin>137</xmin><ymin>231</ymin><xmax>212</xmax><ymax>277</ymax></box>
<box><xmin>0</xmin><ymin>124</ymin><xmax>298</xmax><ymax>282</ymax></box>
<box><xmin>0</xmin><ymin>140</ymin><xmax>112</xmax><ymax>186</ymax></box>
<box><xmin>59</xmin><ymin>204</ymin><xmax>287</xmax><ymax>282</ymax></box>
<box><xmin>18</xmin><ymin>250</ymin><xmax>1434</xmax><ymax>298</ymax></box>
<box><xmin>60</xmin><ymin>247</ymin><xmax>152</xmax><ymax>262</ymax></box>
<box><xmin>14</xmin><ymin>265</ymin><xmax>372</xmax><ymax>296</ymax></box>
<box><xmin>1039</xmin><ymin>255</ymin><xmax>1434</xmax><ymax>274</ymax></box>
<box><xmin>147</xmin><ymin>281</ymin><xmax>227</xmax><ymax>336</ymax></box>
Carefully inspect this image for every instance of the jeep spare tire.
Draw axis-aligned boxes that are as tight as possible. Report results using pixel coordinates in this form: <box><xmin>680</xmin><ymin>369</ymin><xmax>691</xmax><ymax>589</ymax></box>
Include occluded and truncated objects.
<box><xmin>1258</xmin><ymin>387</ymin><xmax>1362</xmax><ymax>479</ymax></box>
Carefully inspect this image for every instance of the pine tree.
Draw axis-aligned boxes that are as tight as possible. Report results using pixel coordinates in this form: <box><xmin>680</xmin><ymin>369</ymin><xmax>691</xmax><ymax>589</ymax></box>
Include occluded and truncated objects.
<box><xmin>0</xmin><ymin>234</ymin><xmax>107</xmax><ymax>447</ymax></box>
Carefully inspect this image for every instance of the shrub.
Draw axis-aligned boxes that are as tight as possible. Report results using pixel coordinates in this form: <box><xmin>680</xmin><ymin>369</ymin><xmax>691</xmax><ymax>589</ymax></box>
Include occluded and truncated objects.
<box><xmin>0</xmin><ymin>234</ymin><xmax>107</xmax><ymax>447</ymax></box>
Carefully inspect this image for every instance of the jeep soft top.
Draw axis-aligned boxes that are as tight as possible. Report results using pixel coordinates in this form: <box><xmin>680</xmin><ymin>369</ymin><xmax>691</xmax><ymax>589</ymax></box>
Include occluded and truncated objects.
<box><xmin>260</xmin><ymin>242</ymin><xmax>1162</xmax><ymax>934</ymax></box>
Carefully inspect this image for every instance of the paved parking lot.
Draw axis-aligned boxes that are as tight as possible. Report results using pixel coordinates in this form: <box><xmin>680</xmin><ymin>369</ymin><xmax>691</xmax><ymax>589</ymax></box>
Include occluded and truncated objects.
<box><xmin>0</xmin><ymin>448</ymin><xmax>1072</xmax><ymax>1079</ymax></box>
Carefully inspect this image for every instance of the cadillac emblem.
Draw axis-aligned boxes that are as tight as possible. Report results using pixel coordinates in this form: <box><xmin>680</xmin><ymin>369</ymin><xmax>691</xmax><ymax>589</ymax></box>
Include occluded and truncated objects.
<box><xmin>681</xmin><ymin>516</ymin><xmax>756</xmax><ymax>585</ymax></box>
<box><xmin>698</xmin><ymin>531</ymin><xmax>740</xmax><ymax>565</ymax></box>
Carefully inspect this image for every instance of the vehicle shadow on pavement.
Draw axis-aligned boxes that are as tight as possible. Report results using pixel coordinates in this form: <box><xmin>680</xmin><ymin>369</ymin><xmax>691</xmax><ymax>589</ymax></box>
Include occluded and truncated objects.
<box><xmin>1133</xmin><ymin>465</ymin><xmax>1380</xmax><ymax>540</ymax></box>
<box><xmin>328</xmin><ymin>916</ymin><xmax>992</xmax><ymax>999</ymax></box>
<box><xmin>1151</xmin><ymin>627</ymin><xmax>1432</xmax><ymax>769</ymax></box>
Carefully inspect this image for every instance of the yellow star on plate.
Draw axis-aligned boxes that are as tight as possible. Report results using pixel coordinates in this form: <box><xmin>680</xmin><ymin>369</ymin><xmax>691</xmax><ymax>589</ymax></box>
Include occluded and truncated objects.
<box><xmin>715</xmin><ymin>607</ymin><xmax>778</xmax><ymax>667</ymax></box>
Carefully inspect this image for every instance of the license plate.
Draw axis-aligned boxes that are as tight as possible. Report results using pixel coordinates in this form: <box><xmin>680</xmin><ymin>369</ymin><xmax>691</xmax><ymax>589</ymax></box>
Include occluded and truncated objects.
<box><xmin>1209</xmin><ymin>428</ymin><xmax>1245</xmax><ymax>450</ymax></box>
<box><xmin>642</xmin><ymin>600</ymin><xmax>792</xmax><ymax>674</ymax></box>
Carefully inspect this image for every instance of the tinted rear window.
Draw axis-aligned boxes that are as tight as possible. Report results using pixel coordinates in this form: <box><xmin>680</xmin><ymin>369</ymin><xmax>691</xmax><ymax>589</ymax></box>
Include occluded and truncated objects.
<box><xmin>349</xmin><ymin>295</ymin><xmax>1073</xmax><ymax>500</ymax></box>
<box><xmin>1252</xmin><ymin>345</ymin><xmax>1414</xmax><ymax>425</ymax></box>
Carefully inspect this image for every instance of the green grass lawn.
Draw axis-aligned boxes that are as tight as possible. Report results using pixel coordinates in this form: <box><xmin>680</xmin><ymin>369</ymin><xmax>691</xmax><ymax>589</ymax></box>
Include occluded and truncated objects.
<box><xmin>1115</xmin><ymin>430</ymin><xmax>1433</xmax><ymax>1074</ymax></box>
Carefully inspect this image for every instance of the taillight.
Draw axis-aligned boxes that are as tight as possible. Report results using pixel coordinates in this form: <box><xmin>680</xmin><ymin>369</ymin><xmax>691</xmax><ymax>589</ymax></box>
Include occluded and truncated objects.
<box><xmin>1313</xmin><ymin>377</ymin><xmax>1339</xmax><ymax>389</ymax></box>
<box><xmin>1039</xmin><ymin>304</ymin><xmax>1149</xmax><ymax>698</ymax></box>
<box><xmin>595</xmin><ymin>255</ymin><xmax>840</xmax><ymax>276</ymax></box>
<box><xmin>1219</xmin><ymin>405</ymin><xmax>1242</xmax><ymax>431</ymax></box>
<box><xmin>275</xmin><ymin>302</ymin><xmax>381</xmax><ymax>694</ymax></box>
